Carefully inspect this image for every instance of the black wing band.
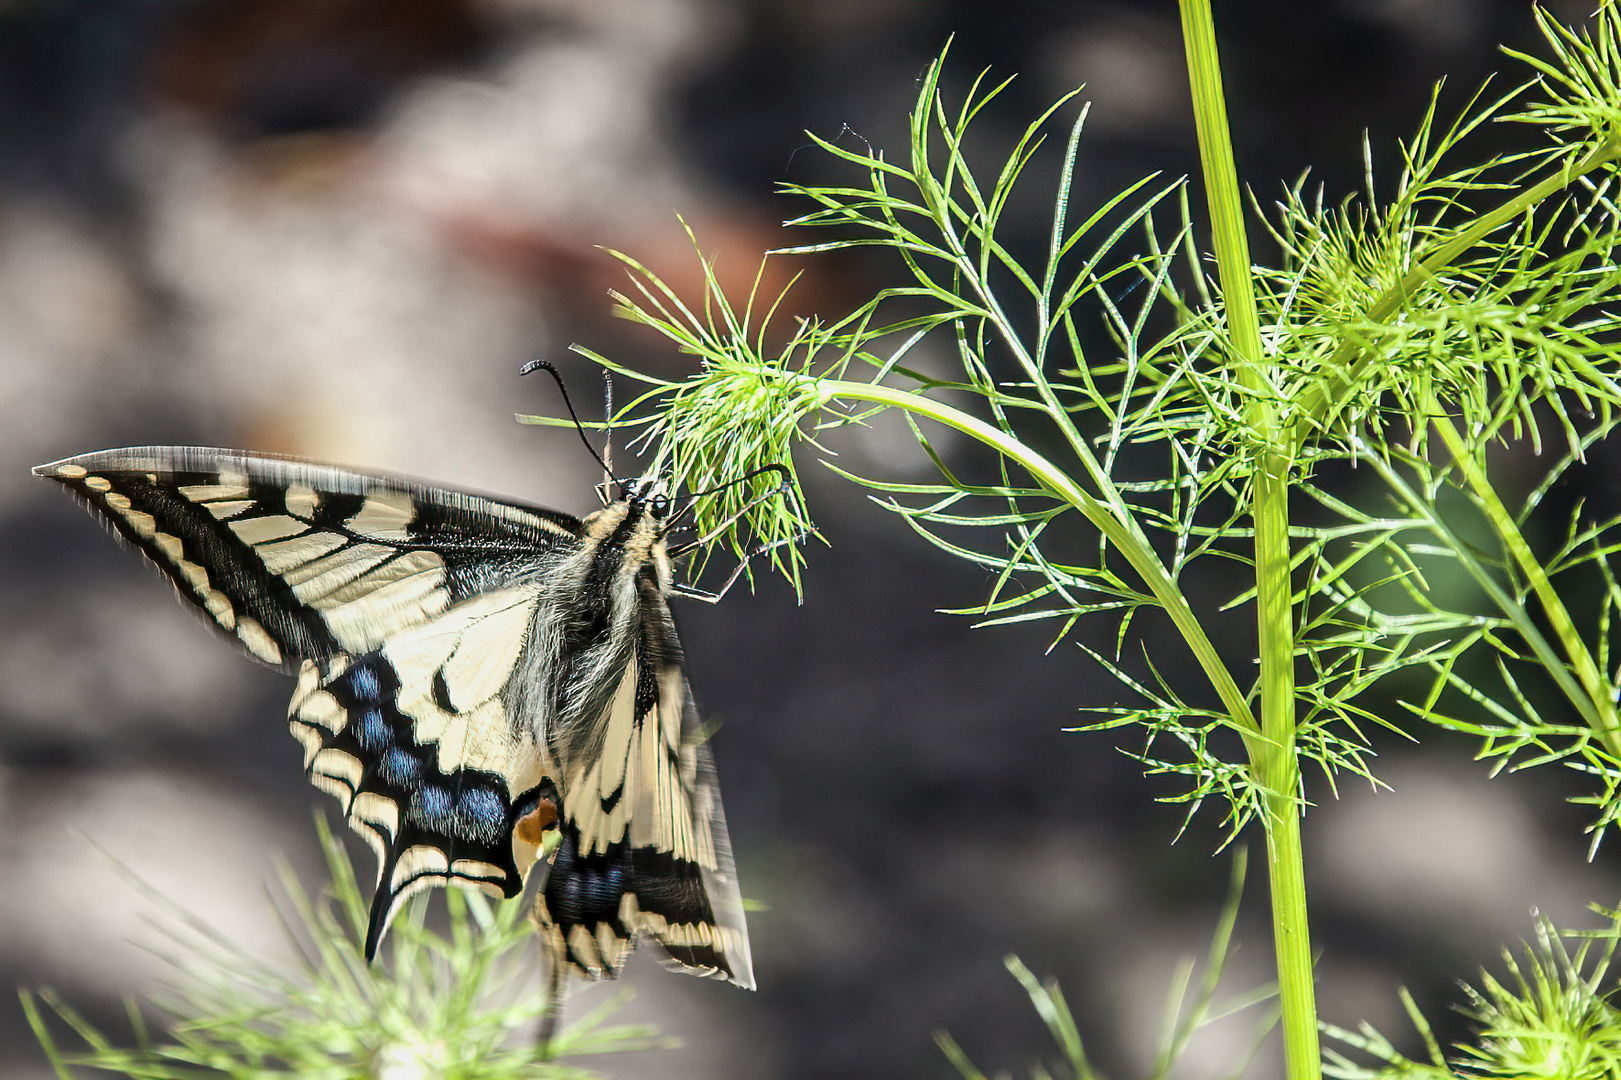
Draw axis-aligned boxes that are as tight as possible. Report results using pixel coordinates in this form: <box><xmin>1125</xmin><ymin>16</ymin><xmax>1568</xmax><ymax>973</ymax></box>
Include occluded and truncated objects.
<box><xmin>35</xmin><ymin>447</ymin><xmax>582</xmax><ymax>671</ymax></box>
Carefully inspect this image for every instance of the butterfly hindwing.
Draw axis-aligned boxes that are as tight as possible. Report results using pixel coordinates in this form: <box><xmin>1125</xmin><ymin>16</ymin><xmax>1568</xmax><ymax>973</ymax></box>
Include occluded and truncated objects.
<box><xmin>287</xmin><ymin>589</ymin><xmax>557</xmax><ymax>957</ymax></box>
<box><xmin>33</xmin><ymin>447</ymin><xmax>582</xmax><ymax>671</ymax></box>
<box><xmin>540</xmin><ymin>586</ymin><xmax>754</xmax><ymax>988</ymax></box>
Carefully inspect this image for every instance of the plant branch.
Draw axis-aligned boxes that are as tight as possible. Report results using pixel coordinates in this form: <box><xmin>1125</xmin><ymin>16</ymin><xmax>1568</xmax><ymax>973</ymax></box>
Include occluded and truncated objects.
<box><xmin>1429</xmin><ymin>408</ymin><xmax>1621</xmax><ymax>758</ymax></box>
<box><xmin>1291</xmin><ymin>143</ymin><xmax>1621</xmax><ymax>450</ymax></box>
<box><xmin>807</xmin><ymin>376</ymin><xmax>1260</xmax><ymax>743</ymax></box>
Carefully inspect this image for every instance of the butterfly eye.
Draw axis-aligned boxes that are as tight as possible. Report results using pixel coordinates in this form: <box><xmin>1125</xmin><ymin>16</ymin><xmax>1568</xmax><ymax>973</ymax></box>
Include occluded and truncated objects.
<box><xmin>650</xmin><ymin>494</ymin><xmax>671</xmax><ymax>517</ymax></box>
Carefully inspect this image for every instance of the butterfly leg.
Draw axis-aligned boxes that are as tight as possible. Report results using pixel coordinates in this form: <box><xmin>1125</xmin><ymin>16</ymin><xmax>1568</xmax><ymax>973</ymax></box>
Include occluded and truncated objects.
<box><xmin>670</xmin><ymin>532</ymin><xmax>803</xmax><ymax>605</ymax></box>
<box><xmin>669</xmin><ymin>467</ymin><xmax>792</xmax><ymax>552</ymax></box>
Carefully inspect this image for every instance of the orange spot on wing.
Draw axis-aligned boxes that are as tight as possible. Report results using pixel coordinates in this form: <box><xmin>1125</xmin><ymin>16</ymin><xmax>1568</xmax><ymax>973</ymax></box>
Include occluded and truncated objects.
<box><xmin>516</xmin><ymin>799</ymin><xmax>558</xmax><ymax>846</ymax></box>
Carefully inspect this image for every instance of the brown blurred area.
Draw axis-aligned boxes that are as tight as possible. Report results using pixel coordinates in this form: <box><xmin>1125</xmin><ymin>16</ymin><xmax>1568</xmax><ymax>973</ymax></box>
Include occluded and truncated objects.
<box><xmin>1</xmin><ymin>2</ymin><xmax>1617</xmax><ymax>1078</ymax></box>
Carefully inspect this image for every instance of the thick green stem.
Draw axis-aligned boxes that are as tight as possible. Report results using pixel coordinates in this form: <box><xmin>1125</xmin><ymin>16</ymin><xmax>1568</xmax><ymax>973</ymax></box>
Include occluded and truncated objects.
<box><xmin>1180</xmin><ymin>2</ymin><xmax>1318</xmax><ymax>1075</ymax></box>
<box><xmin>1260</xmin><ymin>780</ymin><xmax>1315</xmax><ymax>1073</ymax></box>
<box><xmin>1430</xmin><ymin>411</ymin><xmax>1621</xmax><ymax>758</ymax></box>
<box><xmin>1254</xmin><ymin>459</ymin><xmax>1317</xmax><ymax>1078</ymax></box>
<box><xmin>1179</xmin><ymin>0</ymin><xmax>1267</xmax><ymax>409</ymax></box>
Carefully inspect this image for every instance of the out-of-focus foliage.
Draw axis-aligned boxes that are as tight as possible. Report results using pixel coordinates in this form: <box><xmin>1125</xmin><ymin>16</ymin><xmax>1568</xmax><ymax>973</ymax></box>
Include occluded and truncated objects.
<box><xmin>1326</xmin><ymin>909</ymin><xmax>1621</xmax><ymax>1079</ymax></box>
<box><xmin>22</xmin><ymin>819</ymin><xmax>661</xmax><ymax>1079</ymax></box>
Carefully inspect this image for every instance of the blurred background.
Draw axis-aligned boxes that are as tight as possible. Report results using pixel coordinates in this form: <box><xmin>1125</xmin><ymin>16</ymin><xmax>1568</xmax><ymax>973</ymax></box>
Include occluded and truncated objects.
<box><xmin>1</xmin><ymin>1</ymin><xmax>1617</xmax><ymax>1077</ymax></box>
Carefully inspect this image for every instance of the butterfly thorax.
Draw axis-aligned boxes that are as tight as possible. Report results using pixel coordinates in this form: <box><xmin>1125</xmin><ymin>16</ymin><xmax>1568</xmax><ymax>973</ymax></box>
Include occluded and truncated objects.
<box><xmin>524</xmin><ymin>490</ymin><xmax>675</xmax><ymax>772</ymax></box>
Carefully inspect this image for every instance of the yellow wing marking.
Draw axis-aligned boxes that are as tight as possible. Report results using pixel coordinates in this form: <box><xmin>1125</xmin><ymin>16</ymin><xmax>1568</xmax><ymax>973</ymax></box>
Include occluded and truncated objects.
<box><xmin>312</xmin><ymin>747</ymin><xmax>363</xmax><ymax>790</ymax></box>
<box><xmin>391</xmin><ymin>845</ymin><xmax>449</xmax><ymax>891</ymax></box>
<box><xmin>379</xmin><ymin>587</ymin><xmax>547</xmax><ymax>796</ymax></box>
<box><xmin>178</xmin><ymin>480</ymin><xmax>249</xmax><ymax>502</ymax></box>
<box><xmin>285</xmin><ymin>483</ymin><xmax>319</xmax><ymax>520</ymax></box>
<box><xmin>256</xmin><ymin>532</ymin><xmax>346</xmax><ymax>574</ymax></box>
<box><xmin>566</xmin><ymin>661</ymin><xmax>716</xmax><ymax>868</ymax></box>
<box><xmin>350</xmin><ymin>792</ymin><xmax>401</xmax><ymax>861</ymax></box>
<box><xmin>346</xmin><ymin>491</ymin><xmax>415</xmax><ymax>540</ymax></box>
<box><xmin>200</xmin><ymin>589</ymin><xmax>234</xmax><ymax>628</ymax></box>
<box><xmin>202</xmin><ymin>499</ymin><xmax>254</xmax><ymax>520</ymax></box>
<box><xmin>450</xmin><ymin>859</ymin><xmax>508</xmax><ymax>885</ymax></box>
<box><xmin>288</xmin><ymin>720</ymin><xmax>322</xmax><ymax>765</ymax></box>
<box><xmin>236</xmin><ymin>615</ymin><xmax>283</xmax><ymax>664</ymax></box>
<box><xmin>227</xmin><ymin>514</ymin><xmax>308</xmax><ymax>545</ymax></box>
<box><xmin>284</xmin><ymin>543</ymin><xmax>393</xmax><ymax>602</ymax></box>
<box><xmin>120</xmin><ymin>508</ymin><xmax>157</xmax><ymax>537</ymax></box>
<box><xmin>309</xmin><ymin>549</ymin><xmax>449</xmax><ymax>653</ymax></box>
<box><xmin>294</xmin><ymin>688</ymin><xmax>347</xmax><ymax>734</ymax></box>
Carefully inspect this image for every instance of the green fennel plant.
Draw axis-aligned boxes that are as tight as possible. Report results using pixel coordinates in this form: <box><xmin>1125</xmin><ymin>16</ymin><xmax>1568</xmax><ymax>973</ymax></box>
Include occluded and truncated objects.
<box><xmin>22</xmin><ymin>818</ymin><xmax>660</xmax><ymax>1079</ymax></box>
<box><xmin>1323</xmin><ymin>906</ymin><xmax>1621</xmax><ymax>1079</ymax></box>
<box><xmin>529</xmin><ymin>4</ymin><xmax>1621</xmax><ymax>1076</ymax></box>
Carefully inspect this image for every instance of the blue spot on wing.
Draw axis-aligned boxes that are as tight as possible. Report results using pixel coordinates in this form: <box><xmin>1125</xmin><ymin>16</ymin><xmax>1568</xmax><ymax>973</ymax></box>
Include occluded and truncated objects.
<box><xmin>458</xmin><ymin>787</ymin><xmax>504</xmax><ymax>834</ymax></box>
<box><xmin>347</xmin><ymin>664</ymin><xmax>382</xmax><ymax>703</ymax></box>
<box><xmin>353</xmin><ymin>708</ymin><xmax>391</xmax><ymax>752</ymax></box>
<box><xmin>408</xmin><ymin>783</ymin><xmax>505</xmax><ymax>845</ymax></box>
<box><xmin>412</xmin><ymin>784</ymin><xmax>452</xmax><ymax>826</ymax></box>
<box><xmin>379</xmin><ymin>748</ymin><xmax>422</xmax><ymax>787</ymax></box>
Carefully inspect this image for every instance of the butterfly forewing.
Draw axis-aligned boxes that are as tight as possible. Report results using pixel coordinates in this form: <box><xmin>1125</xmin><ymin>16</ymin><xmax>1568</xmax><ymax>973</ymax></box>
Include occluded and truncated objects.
<box><xmin>35</xmin><ymin>446</ymin><xmax>756</xmax><ymax>989</ymax></box>
<box><xmin>34</xmin><ymin>447</ymin><xmax>580</xmax><ymax>670</ymax></box>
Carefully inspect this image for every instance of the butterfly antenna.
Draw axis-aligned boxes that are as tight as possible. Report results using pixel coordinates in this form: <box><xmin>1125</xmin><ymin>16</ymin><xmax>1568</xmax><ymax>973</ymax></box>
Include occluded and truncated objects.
<box><xmin>681</xmin><ymin>463</ymin><xmax>792</xmax><ymax>507</ymax></box>
<box><xmin>521</xmin><ymin>359</ymin><xmax>611</xmax><ymax>479</ymax></box>
<box><xmin>601</xmin><ymin>370</ymin><xmax>614</xmax><ymax>491</ymax></box>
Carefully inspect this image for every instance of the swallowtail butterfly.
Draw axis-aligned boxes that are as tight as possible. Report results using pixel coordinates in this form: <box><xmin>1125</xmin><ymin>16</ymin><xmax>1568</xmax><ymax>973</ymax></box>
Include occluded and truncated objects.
<box><xmin>34</xmin><ymin>446</ymin><xmax>754</xmax><ymax>990</ymax></box>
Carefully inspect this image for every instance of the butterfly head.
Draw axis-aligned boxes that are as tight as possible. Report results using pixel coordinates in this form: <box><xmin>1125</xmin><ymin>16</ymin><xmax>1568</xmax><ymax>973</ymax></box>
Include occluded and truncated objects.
<box><xmin>609</xmin><ymin>476</ymin><xmax>675</xmax><ymax>529</ymax></box>
<box><xmin>579</xmin><ymin>476</ymin><xmax>682</xmax><ymax>597</ymax></box>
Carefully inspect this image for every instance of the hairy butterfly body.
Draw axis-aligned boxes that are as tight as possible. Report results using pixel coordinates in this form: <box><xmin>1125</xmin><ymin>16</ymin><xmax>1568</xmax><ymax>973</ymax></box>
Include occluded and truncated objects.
<box><xmin>34</xmin><ymin>446</ymin><xmax>753</xmax><ymax>989</ymax></box>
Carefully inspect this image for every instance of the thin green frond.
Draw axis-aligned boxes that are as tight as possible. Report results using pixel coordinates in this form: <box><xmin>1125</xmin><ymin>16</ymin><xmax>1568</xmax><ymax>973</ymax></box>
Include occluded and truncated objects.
<box><xmin>1326</xmin><ymin>908</ymin><xmax>1621</xmax><ymax>1079</ymax></box>
<box><xmin>23</xmin><ymin>818</ymin><xmax>662</xmax><ymax>1079</ymax></box>
<box><xmin>937</xmin><ymin>853</ymin><xmax>1273</xmax><ymax>1080</ymax></box>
